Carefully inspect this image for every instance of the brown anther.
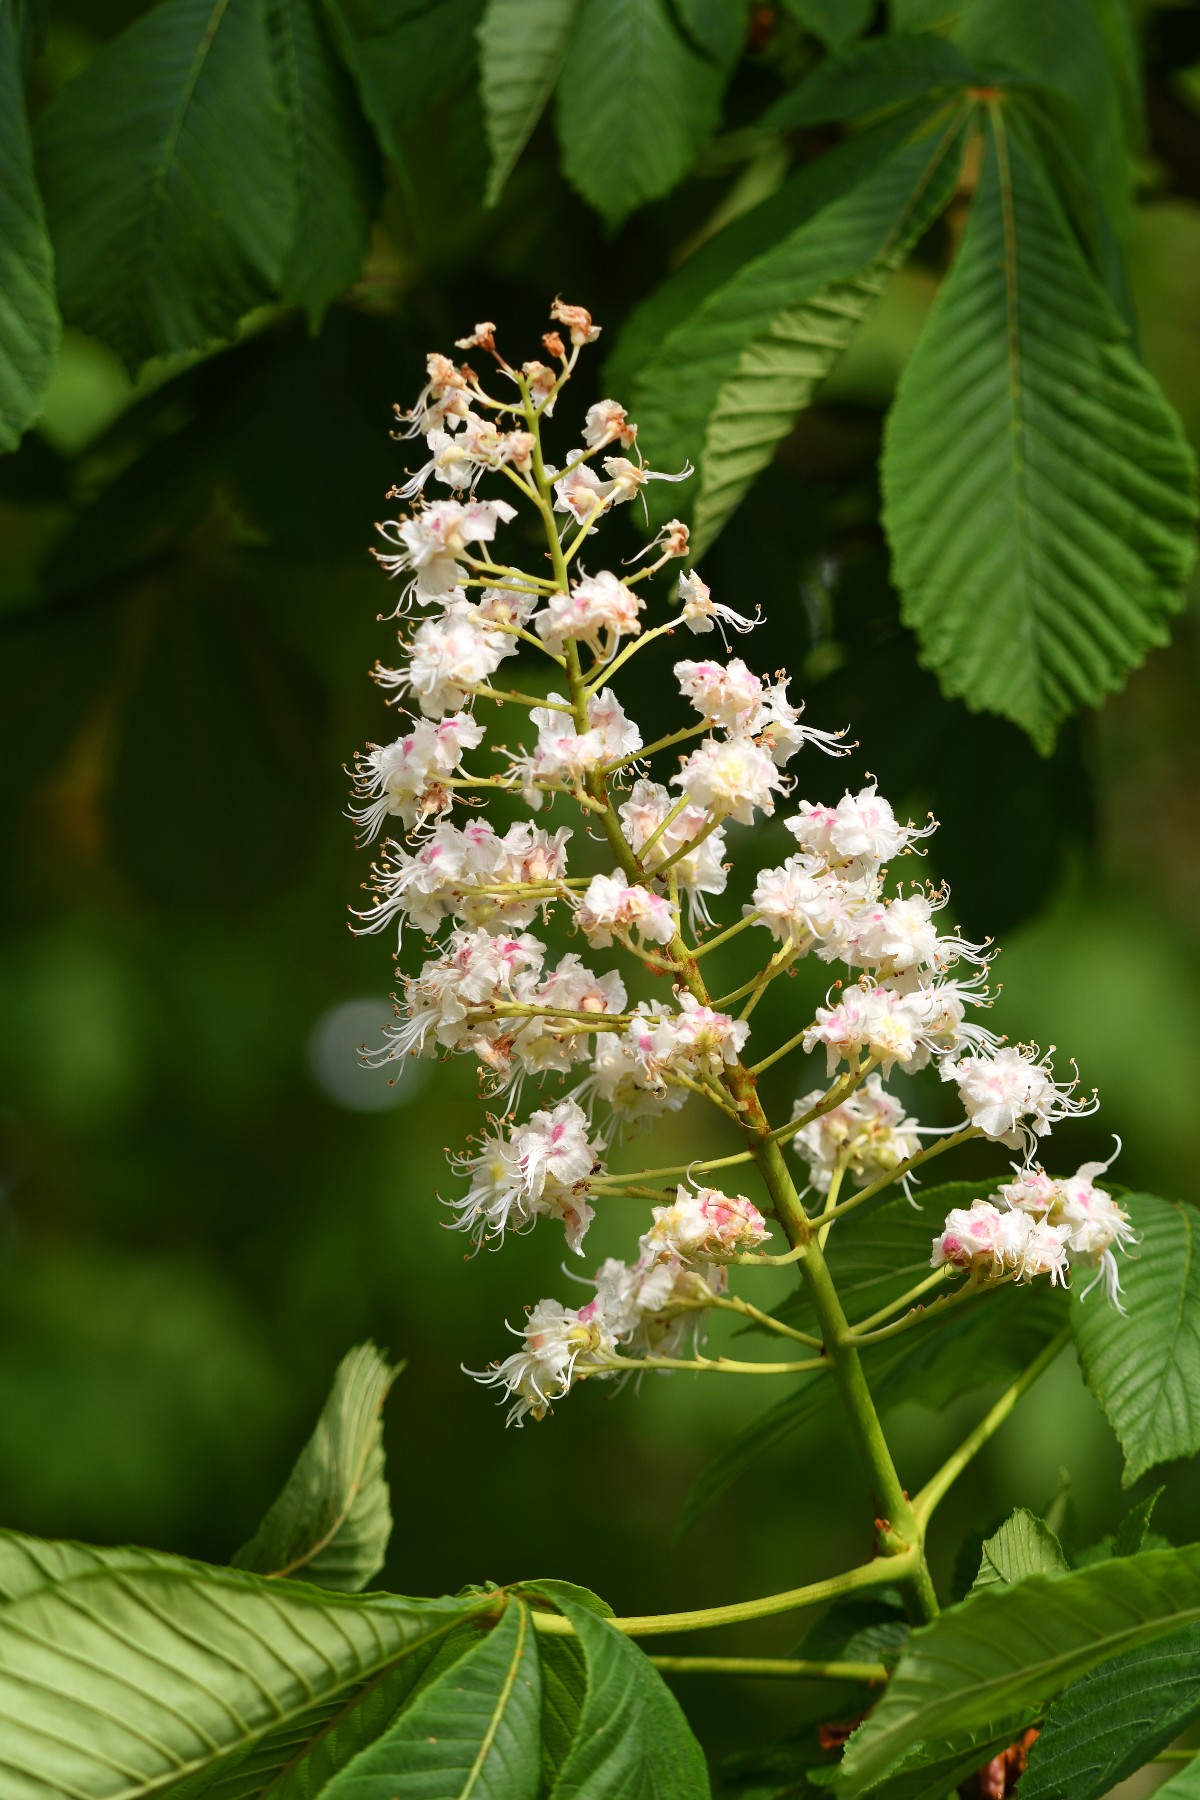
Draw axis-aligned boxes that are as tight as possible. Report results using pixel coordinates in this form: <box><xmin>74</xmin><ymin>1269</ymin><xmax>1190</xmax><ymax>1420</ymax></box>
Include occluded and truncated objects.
<box><xmin>542</xmin><ymin>330</ymin><xmax>566</xmax><ymax>359</ymax></box>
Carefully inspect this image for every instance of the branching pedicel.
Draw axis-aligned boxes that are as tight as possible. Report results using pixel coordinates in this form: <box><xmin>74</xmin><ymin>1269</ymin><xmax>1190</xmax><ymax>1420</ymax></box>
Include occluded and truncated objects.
<box><xmin>348</xmin><ymin>301</ymin><xmax>1129</xmax><ymax>1605</ymax></box>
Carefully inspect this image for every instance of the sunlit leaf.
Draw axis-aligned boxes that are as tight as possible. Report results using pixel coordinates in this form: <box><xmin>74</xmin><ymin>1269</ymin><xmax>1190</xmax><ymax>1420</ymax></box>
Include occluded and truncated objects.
<box><xmin>970</xmin><ymin>1508</ymin><xmax>1067</xmax><ymax>1591</ymax></box>
<box><xmin>232</xmin><ymin>1343</ymin><xmax>400</xmax><ymax>1591</ymax></box>
<box><xmin>1072</xmin><ymin>1193</ymin><xmax>1200</xmax><ymax>1485</ymax></box>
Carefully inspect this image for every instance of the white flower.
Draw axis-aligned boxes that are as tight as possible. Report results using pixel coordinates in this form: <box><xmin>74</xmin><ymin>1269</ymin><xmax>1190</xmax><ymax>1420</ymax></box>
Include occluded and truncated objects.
<box><xmin>396</xmin><ymin>351</ymin><xmax>473</xmax><ymax>438</ymax></box>
<box><xmin>618</xmin><ymin>778</ymin><xmax>728</xmax><ymax>926</ymax></box>
<box><xmin>575</xmin><ymin>872</ymin><xmax>676</xmax><ymax>949</ymax></box>
<box><xmin>602</xmin><ymin>455</ymin><xmax>692</xmax><ymax>506</ymax></box>
<box><xmin>581</xmin><ymin>1032</ymin><xmax>689</xmax><ymax>1129</ymax></box>
<box><xmin>951</xmin><ymin>1045</ymin><xmax>1097</xmax><ymax>1155</ymax></box>
<box><xmin>553</xmin><ymin>463</ymin><xmax>613</xmax><ymax>525</ymax></box>
<box><xmin>791</xmin><ymin>1073</ymin><xmax>921</xmax><ymax>1193</ymax></box>
<box><xmin>373</xmin><ymin>498</ymin><xmax>517</xmax><ymax>602</ymax></box>
<box><xmin>348</xmin><ymin>711</ymin><xmax>483</xmax><ymax>841</ymax></box>
<box><xmin>352</xmin><ymin>818</ymin><xmax>571</xmax><ymax>943</ymax></box>
<box><xmin>641</xmin><ymin>1187</ymin><xmax>769</xmax><ymax>1262</ymax></box>
<box><xmin>803</xmin><ymin>982</ymin><xmax>922</xmax><ymax>1077</ymax></box>
<box><xmin>749</xmin><ymin>857</ymin><xmax>866</xmax><ymax>955</ymax></box>
<box><xmin>469</xmin><ymin>1298</ymin><xmax>614</xmax><ymax>1426</ymax></box>
<box><xmin>674</xmin><ymin>658</ymin><xmax>763</xmax><ymax>730</ymax></box>
<box><xmin>931</xmin><ymin>1201</ymin><xmax>1068</xmax><ymax>1287</ymax></box>
<box><xmin>998</xmin><ymin>1149</ymin><xmax>1133</xmax><ymax>1306</ymax></box>
<box><xmin>848</xmin><ymin>893</ymin><xmax>988</xmax><ymax>982</ymax></box>
<box><xmin>755</xmin><ymin>680</ymin><xmax>849</xmax><ymax>766</ymax></box>
<box><xmin>677</xmin><ymin>570</ymin><xmax>757</xmax><ymax>639</ymax></box>
<box><xmin>449</xmin><ymin>1098</ymin><xmax>602</xmax><ymax>1254</ymax></box>
<box><xmin>369</xmin><ymin>927</ymin><xmax>546</xmax><ymax>1066</ymax></box>
<box><xmin>932</xmin><ymin>1199</ymin><xmax>1004</xmax><ymax>1271</ymax></box>
<box><xmin>672</xmin><ymin>736</ymin><xmax>788</xmax><ymax>825</ymax></box>
<box><xmin>550</xmin><ymin>298</ymin><xmax>601</xmax><ymax>345</ymax></box>
<box><xmin>788</xmin><ymin>784</ymin><xmax>931</xmax><ymax>875</ymax></box>
<box><xmin>514</xmin><ymin>689</ymin><xmax>642</xmax><ymax>803</ymax></box>
<box><xmin>583</xmin><ymin>399</ymin><xmax>636</xmax><ymax>450</ymax></box>
<box><xmin>383</xmin><ymin>597</ymin><xmax>517</xmax><ymax>718</ymax></box>
<box><xmin>536</xmin><ymin>571</ymin><xmax>644</xmax><ymax>654</ymax></box>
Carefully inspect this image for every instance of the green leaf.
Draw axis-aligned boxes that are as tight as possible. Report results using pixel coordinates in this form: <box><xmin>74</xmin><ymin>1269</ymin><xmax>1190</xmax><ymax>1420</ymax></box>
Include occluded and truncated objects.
<box><xmin>329</xmin><ymin>0</ymin><xmax>484</xmax><ymax>163</ymax></box>
<box><xmin>780</xmin><ymin>0</ymin><xmax>873</xmax><ymax>52</ymax></box>
<box><xmin>232</xmin><ymin>1343</ymin><xmax>399</xmax><ymax>1591</ymax></box>
<box><xmin>764</xmin><ymin>31</ymin><xmax>972</xmax><ymax>127</ymax></box>
<box><xmin>794</xmin><ymin>1593</ymin><xmax>908</xmax><ymax>1669</ymax></box>
<box><xmin>675</xmin><ymin>0</ymin><xmax>749</xmax><ymax>70</ymax></box>
<box><xmin>477</xmin><ymin>0</ymin><xmax>580</xmax><ymax>207</ymax></box>
<box><xmin>970</xmin><ymin>1508</ymin><xmax>1067</xmax><ymax>1591</ymax></box>
<box><xmin>625</xmin><ymin>102</ymin><xmax>970</xmax><ymax>551</ymax></box>
<box><xmin>550</xmin><ymin>1596</ymin><xmax>711</xmax><ymax>1797</ymax></box>
<box><xmin>35</xmin><ymin>0</ymin><xmax>296</xmax><ymax>370</ymax></box>
<box><xmin>0</xmin><ymin>0</ymin><xmax>58</xmax><ymax>452</ymax></box>
<box><xmin>1114</xmin><ymin>1489</ymin><xmax>1166</xmax><ymax>1559</ymax></box>
<box><xmin>554</xmin><ymin>0</ymin><xmax>725</xmax><ymax>227</ymax></box>
<box><xmin>1155</xmin><ymin>1757</ymin><xmax>1200</xmax><ymax>1799</ymax></box>
<box><xmin>269</xmin><ymin>0</ymin><xmax>382</xmax><ymax>328</ymax></box>
<box><xmin>1072</xmin><ymin>1193</ymin><xmax>1200</xmax><ymax>1485</ymax></box>
<box><xmin>320</xmin><ymin>1599</ymin><xmax>541</xmax><ymax>1800</ymax></box>
<box><xmin>1019</xmin><ymin>1623</ymin><xmax>1200</xmax><ymax>1800</ymax></box>
<box><xmin>882</xmin><ymin>110</ymin><xmax>1197</xmax><ymax>752</ymax></box>
<box><xmin>834</xmin><ymin>1544</ymin><xmax>1200</xmax><ymax>1796</ymax></box>
<box><xmin>0</xmin><ymin>1530</ymin><xmax>487</xmax><ymax>1798</ymax></box>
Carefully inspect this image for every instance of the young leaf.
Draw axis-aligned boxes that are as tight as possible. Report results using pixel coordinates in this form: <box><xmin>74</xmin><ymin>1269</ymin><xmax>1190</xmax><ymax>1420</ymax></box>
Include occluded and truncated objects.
<box><xmin>477</xmin><ymin>0</ymin><xmax>580</xmax><ymax>207</ymax></box>
<box><xmin>1072</xmin><ymin>1193</ymin><xmax>1200</xmax><ymax>1485</ymax></box>
<box><xmin>763</xmin><ymin>32</ymin><xmax>972</xmax><ymax>129</ymax></box>
<box><xmin>269</xmin><ymin>0</ymin><xmax>382</xmax><ymax>328</ymax></box>
<box><xmin>0</xmin><ymin>0</ymin><xmax>58</xmax><ymax>453</ymax></box>
<box><xmin>549</xmin><ymin>1595</ymin><xmax>711</xmax><ymax>1796</ymax></box>
<box><xmin>835</xmin><ymin>1543</ymin><xmax>1200</xmax><ymax>1796</ymax></box>
<box><xmin>1018</xmin><ymin>1623</ymin><xmax>1200</xmax><ymax>1800</ymax></box>
<box><xmin>35</xmin><ymin>0</ymin><xmax>296</xmax><ymax>370</ymax></box>
<box><xmin>233</xmin><ymin>1342</ymin><xmax>400</xmax><ymax>1591</ymax></box>
<box><xmin>882</xmin><ymin>107</ymin><xmax>1197</xmax><ymax>752</ymax></box>
<box><xmin>319</xmin><ymin>1599</ymin><xmax>541</xmax><ymax>1800</ymax></box>
<box><xmin>625</xmin><ymin>102</ymin><xmax>971</xmax><ymax>551</ymax></box>
<box><xmin>0</xmin><ymin>1531</ymin><xmax>488</xmax><ymax>1798</ymax></box>
<box><xmin>970</xmin><ymin>1508</ymin><xmax>1067</xmax><ymax>1591</ymax></box>
<box><xmin>554</xmin><ymin>0</ymin><xmax>725</xmax><ymax>227</ymax></box>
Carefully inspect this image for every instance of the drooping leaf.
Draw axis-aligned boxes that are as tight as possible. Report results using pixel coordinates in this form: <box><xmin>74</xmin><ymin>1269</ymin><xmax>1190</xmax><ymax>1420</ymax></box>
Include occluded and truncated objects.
<box><xmin>970</xmin><ymin>1508</ymin><xmax>1068</xmax><ymax>1591</ymax></box>
<box><xmin>269</xmin><ymin>0</ymin><xmax>383</xmax><ymax>328</ymax></box>
<box><xmin>674</xmin><ymin>0</ymin><xmax>749</xmax><ymax>70</ymax></box>
<box><xmin>232</xmin><ymin>1343</ymin><xmax>400</xmax><ymax>1591</ymax></box>
<box><xmin>0</xmin><ymin>1530</ymin><xmax>488</xmax><ymax>1799</ymax></box>
<box><xmin>763</xmin><ymin>32</ymin><xmax>972</xmax><ymax>129</ymax></box>
<box><xmin>320</xmin><ymin>1599</ymin><xmax>541</xmax><ymax>1800</ymax></box>
<box><xmin>323</xmin><ymin>0</ymin><xmax>484</xmax><ymax>164</ymax></box>
<box><xmin>1019</xmin><ymin>1622</ymin><xmax>1200</xmax><ymax>1800</ymax></box>
<box><xmin>882</xmin><ymin>107</ymin><xmax>1197</xmax><ymax>752</ymax></box>
<box><xmin>35</xmin><ymin>0</ymin><xmax>296</xmax><ymax>369</ymax></box>
<box><xmin>0</xmin><ymin>0</ymin><xmax>58</xmax><ymax>452</ymax></box>
<box><xmin>780</xmin><ymin>0</ymin><xmax>873</xmax><ymax>52</ymax></box>
<box><xmin>549</xmin><ymin>1595</ymin><xmax>711</xmax><ymax>1797</ymax></box>
<box><xmin>835</xmin><ymin>1543</ymin><xmax>1200</xmax><ymax>1796</ymax></box>
<box><xmin>1072</xmin><ymin>1193</ymin><xmax>1200</xmax><ymax>1485</ymax></box>
<box><xmin>623</xmin><ymin>101</ymin><xmax>971</xmax><ymax>551</ymax></box>
<box><xmin>477</xmin><ymin>0</ymin><xmax>580</xmax><ymax>206</ymax></box>
<box><xmin>554</xmin><ymin>0</ymin><xmax>726</xmax><ymax>227</ymax></box>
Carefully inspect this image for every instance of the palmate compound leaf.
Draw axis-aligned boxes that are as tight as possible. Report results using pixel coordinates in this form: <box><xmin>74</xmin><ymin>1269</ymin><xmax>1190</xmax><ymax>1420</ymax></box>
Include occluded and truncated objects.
<box><xmin>1018</xmin><ymin>1622</ymin><xmax>1200</xmax><ymax>1800</ymax></box>
<box><xmin>268</xmin><ymin>0</ymin><xmax>382</xmax><ymax>329</ymax></box>
<box><xmin>1072</xmin><ymin>1193</ymin><xmax>1200</xmax><ymax>1485</ymax></box>
<box><xmin>554</xmin><ymin>0</ymin><xmax>727</xmax><ymax>227</ymax></box>
<box><xmin>0</xmin><ymin>0</ymin><xmax>58</xmax><ymax>453</ymax></box>
<box><xmin>34</xmin><ymin>0</ymin><xmax>296</xmax><ymax>370</ymax></box>
<box><xmin>477</xmin><ymin>0</ymin><xmax>580</xmax><ymax>207</ymax></box>
<box><xmin>619</xmin><ymin>99</ymin><xmax>972</xmax><ymax>555</ymax></box>
<box><xmin>834</xmin><ymin>1544</ymin><xmax>1200</xmax><ymax>1796</ymax></box>
<box><xmin>0</xmin><ymin>1530</ymin><xmax>490</xmax><ymax>1800</ymax></box>
<box><xmin>763</xmin><ymin>32</ymin><xmax>974</xmax><ymax>130</ymax></box>
<box><xmin>316</xmin><ymin>1598</ymin><xmax>541</xmax><ymax>1800</ymax></box>
<box><xmin>232</xmin><ymin>1343</ymin><xmax>400</xmax><ymax>1592</ymax></box>
<box><xmin>881</xmin><ymin>104</ymin><xmax>1198</xmax><ymax>753</ymax></box>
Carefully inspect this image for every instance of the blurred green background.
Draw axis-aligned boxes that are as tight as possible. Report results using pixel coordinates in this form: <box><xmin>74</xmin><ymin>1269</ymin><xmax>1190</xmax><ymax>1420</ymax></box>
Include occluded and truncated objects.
<box><xmin>3</xmin><ymin>0</ymin><xmax>1200</xmax><ymax>1762</ymax></box>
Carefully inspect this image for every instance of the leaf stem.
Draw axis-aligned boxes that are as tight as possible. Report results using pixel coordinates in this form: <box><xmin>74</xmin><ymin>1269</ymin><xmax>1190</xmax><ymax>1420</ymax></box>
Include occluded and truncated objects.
<box><xmin>911</xmin><ymin>1329</ymin><xmax>1070</xmax><ymax>1529</ymax></box>
<box><xmin>649</xmin><ymin>1654</ymin><xmax>889</xmax><ymax>1682</ymax></box>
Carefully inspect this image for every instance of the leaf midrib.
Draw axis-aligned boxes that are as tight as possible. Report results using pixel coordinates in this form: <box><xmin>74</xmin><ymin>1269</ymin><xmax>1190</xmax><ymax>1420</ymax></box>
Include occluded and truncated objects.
<box><xmin>136</xmin><ymin>0</ymin><xmax>232</xmax><ymax>293</ymax></box>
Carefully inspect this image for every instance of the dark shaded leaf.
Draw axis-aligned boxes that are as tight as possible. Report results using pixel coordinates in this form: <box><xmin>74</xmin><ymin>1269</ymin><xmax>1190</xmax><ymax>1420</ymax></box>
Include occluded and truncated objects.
<box><xmin>0</xmin><ymin>0</ymin><xmax>59</xmax><ymax>452</ymax></box>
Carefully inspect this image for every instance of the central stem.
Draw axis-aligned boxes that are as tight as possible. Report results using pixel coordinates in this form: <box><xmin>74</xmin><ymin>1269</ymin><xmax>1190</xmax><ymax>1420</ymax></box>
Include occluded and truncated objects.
<box><xmin>527</xmin><ymin>399</ymin><xmax>938</xmax><ymax>1626</ymax></box>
